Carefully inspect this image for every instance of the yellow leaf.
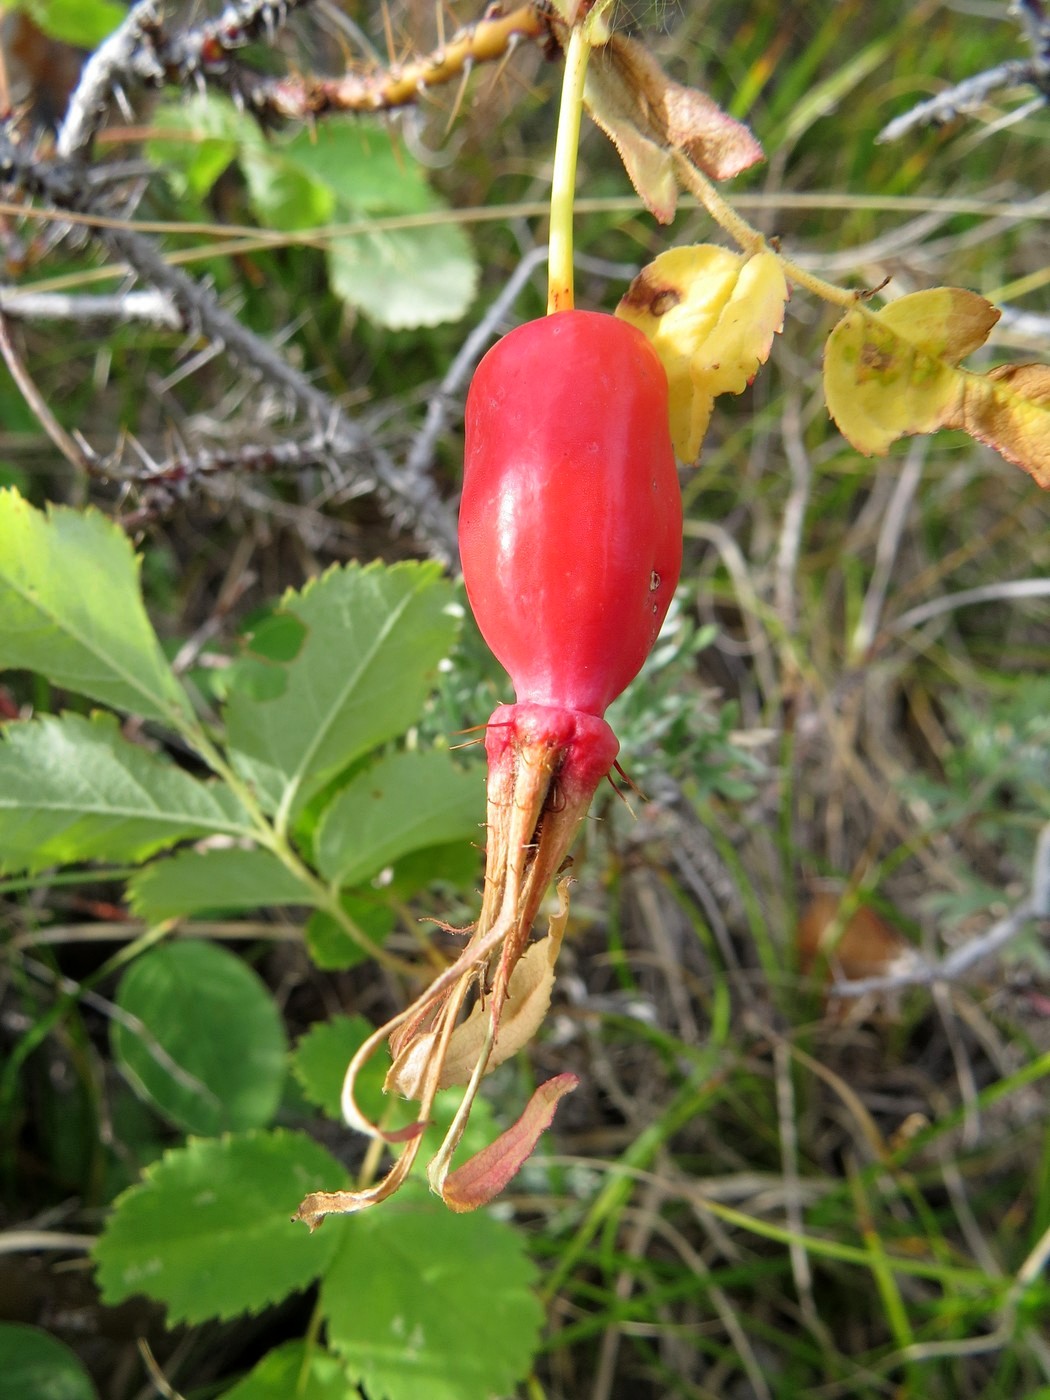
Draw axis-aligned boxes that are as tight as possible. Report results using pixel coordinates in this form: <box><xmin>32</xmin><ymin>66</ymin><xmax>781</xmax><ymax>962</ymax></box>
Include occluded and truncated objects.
<box><xmin>617</xmin><ymin>245</ymin><xmax>787</xmax><ymax>461</ymax></box>
<box><xmin>879</xmin><ymin>287</ymin><xmax>999</xmax><ymax>360</ymax></box>
<box><xmin>824</xmin><ymin>287</ymin><xmax>1050</xmax><ymax>487</ymax></box>
<box><xmin>823</xmin><ymin>305</ymin><xmax>961</xmax><ymax>455</ymax></box>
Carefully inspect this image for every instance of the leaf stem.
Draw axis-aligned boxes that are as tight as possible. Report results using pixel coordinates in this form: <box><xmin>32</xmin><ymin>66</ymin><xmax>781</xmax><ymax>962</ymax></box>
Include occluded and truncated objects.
<box><xmin>674</xmin><ymin>155</ymin><xmax>862</xmax><ymax>311</ymax></box>
<box><xmin>548</xmin><ymin>24</ymin><xmax>592</xmax><ymax>314</ymax></box>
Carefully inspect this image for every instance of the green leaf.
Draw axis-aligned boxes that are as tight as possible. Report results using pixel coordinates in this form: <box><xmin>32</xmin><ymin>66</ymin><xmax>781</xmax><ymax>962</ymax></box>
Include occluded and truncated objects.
<box><xmin>327</xmin><ymin>223</ymin><xmax>477</xmax><ymax>331</ymax></box>
<box><xmin>292</xmin><ymin>1014</ymin><xmax>387</xmax><ymax>1123</ymax></box>
<box><xmin>316</xmin><ymin>749</ymin><xmax>482</xmax><ymax>888</ymax></box>
<box><xmin>224</xmin><ymin>561</ymin><xmax>458</xmax><ymax>820</ymax></box>
<box><xmin>0</xmin><ymin>712</ymin><xmax>253</xmax><ymax>875</ymax></box>
<box><xmin>147</xmin><ymin>96</ymin><xmax>246</xmax><ymax>203</ymax></box>
<box><xmin>128</xmin><ymin>846</ymin><xmax>312</xmax><ymax>922</ymax></box>
<box><xmin>321</xmin><ymin>1191</ymin><xmax>543</xmax><ymax>1400</ymax></box>
<box><xmin>305</xmin><ymin>896</ymin><xmax>395</xmax><ymax>971</ymax></box>
<box><xmin>93</xmin><ymin>1131</ymin><xmax>347</xmax><ymax>1324</ymax></box>
<box><xmin>16</xmin><ymin>0</ymin><xmax>125</xmax><ymax>47</ymax></box>
<box><xmin>269</xmin><ymin>120</ymin><xmax>477</xmax><ymax>328</ymax></box>
<box><xmin>281</xmin><ymin>121</ymin><xmax>437</xmax><ymax>215</ymax></box>
<box><xmin>219</xmin><ymin>1341</ymin><xmax>353</xmax><ymax>1400</ymax></box>
<box><xmin>112</xmin><ymin>941</ymin><xmax>288</xmax><ymax>1134</ymax></box>
<box><xmin>0</xmin><ymin>1323</ymin><xmax>98</xmax><ymax>1400</ymax></box>
<box><xmin>0</xmin><ymin>491</ymin><xmax>189</xmax><ymax>724</ymax></box>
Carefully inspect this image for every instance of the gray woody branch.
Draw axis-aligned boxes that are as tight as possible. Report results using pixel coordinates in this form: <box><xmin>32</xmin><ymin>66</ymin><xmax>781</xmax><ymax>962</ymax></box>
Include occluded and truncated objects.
<box><xmin>0</xmin><ymin>131</ymin><xmax>458</xmax><ymax>560</ymax></box>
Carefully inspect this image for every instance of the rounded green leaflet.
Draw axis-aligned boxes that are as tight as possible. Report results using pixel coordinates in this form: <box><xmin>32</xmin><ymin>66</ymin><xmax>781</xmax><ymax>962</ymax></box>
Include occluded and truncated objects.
<box><xmin>321</xmin><ymin>1190</ymin><xmax>543</xmax><ymax>1400</ymax></box>
<box><xmin>112</xmin><ymin>940</ymin><xmax>287</xmax><ymax>1135</ymax></box>
<box><xmin>218</xmin><ymin>1340</ymin><xmax>349</xmax><ymax>1399</ymax></box>
<box><xmin>0</xmin><ymin>1324</ymin><xmax>98</xmax><ymax>1400</ymax></box>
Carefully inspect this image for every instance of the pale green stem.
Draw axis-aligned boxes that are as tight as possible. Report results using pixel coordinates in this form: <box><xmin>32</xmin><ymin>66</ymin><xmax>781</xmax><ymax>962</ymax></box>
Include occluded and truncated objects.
<box><xmin>547</xmin><ymin>24</ymin><xmax>592</xmax><ymax>314</ymax></box>
<box><xmin>674</xmin><ymin>154</ymin><xmax>862</xmax><ymax>311</ymax></box>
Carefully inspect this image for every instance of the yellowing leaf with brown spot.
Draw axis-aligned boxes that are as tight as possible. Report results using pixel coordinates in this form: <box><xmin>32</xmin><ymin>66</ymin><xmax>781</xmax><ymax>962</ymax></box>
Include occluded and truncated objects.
<box><xmin>825</xmin><ymin>288</ymin><xmax>1050</xmax><ymax>487</ymax></box>
<box><xmin>617</xmin><ymin>245</ymin><xmax>787</xmax><ymax>461</ymax></box>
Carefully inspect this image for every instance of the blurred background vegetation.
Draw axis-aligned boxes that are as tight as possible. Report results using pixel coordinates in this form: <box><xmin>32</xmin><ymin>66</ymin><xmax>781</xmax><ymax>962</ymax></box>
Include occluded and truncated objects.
<box><xmin>2</xmin><ymin>0</ymin><xmax>1050</xmax><ymax>1396</ymax></box>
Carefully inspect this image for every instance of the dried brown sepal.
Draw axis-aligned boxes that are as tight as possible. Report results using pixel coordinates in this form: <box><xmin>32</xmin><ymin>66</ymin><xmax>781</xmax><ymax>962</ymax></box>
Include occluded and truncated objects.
<box><xmin>294</xmin><ymin>704</ymin><xmax>616</xmax><ymax>1223</ymax></box>
<box><xmin>584</xmin><ymin>35</ymin><xmax>764</xmax><ymax>223</ymax></box>
<box><xmin>440</xmin><ymin>1072</ymin><xmax>580</xmax><ymax>1212</ymax></box>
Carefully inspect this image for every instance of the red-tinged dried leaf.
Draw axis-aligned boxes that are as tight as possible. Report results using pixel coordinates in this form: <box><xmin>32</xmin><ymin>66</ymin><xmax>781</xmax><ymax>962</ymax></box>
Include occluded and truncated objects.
<box><xmin>945</xmin><ymin>362</ymin><xmax>1050</xmax><ymax>489</ymax></box>
<box><xmin>584</xmin><ymin>36</ymin><xmax>762</xmax><ymax>222</ymax></box>
<box><xmin>440</xmin><ymin>1073</ymin><xmax>579</xmax><ymax>1213</ymax></box>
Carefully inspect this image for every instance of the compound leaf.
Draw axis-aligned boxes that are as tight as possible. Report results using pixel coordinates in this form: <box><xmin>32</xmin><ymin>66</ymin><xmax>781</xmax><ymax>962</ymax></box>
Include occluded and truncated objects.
<box><xmin>0</xmin><ymin>490</ymin><xmax>189</xmax><ymax>724</ymax></box>
<box><xmin>93</xmin><ymin>1131</ymin><xmax>347</xmax><ymax>1324</ymax></box>
<box><xmin>0</xmin><ymin>712</ymin><xmax>252</xmax><ymax>875</ymax></box>
<box><xmin>224</xmin><ymin>561</ymin><xmax>458</xmax><ymax>819</ymax></box>
<box><xmin>321</xmin><ymin>1190</ymin><xmax>543</xmax><ymax>1400</ymax></box>
<box><xmin>112</xmin><ymin>941</ymin><xmax>288</xmax><ymax>1135</ymax></box>
<box><xmin>316</xmin><ymin>749</ymin><xmax>482</xmax><ymax>888</ymax></box>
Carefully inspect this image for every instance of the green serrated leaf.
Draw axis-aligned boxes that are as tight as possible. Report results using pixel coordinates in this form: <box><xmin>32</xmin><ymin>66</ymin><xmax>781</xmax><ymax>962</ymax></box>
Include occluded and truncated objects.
<box><xmin>112</xmin><ymin>941</ymin><xmax>288</xmax><ymax>1134</ymax></box>
<box><xmin>292</xmin><ymin>1014</ymin><xmax>387</xmax><ymax>1123</ymax></box>
<box><xmin>127</xmin><ymin>846</ymin><xmax>313</xmax><ymax>922</ymax></box>
<box><xmin>218</xmin><ymin>1340</ymin><xmax>352</xmax><ymax>1400</ymax></box>
<box><xmin>0</xmin><ymin>1323</ymin><xmax>99</xmax><ymax>1400</ymax></box>
<box><xmin>305</xmin><ymin>896</ymin><xmax>395</xmax><ymax>971</ymax></box>
<box><xmin>327</xmin><ymin>223</ymin><xmax>477</xmax><ymax>331</ymax></box>
<box><xmin>316</xmin><ymin>749</ymin><xmax>482</xmax><ymax>888</ymax></box>
<box><xmin>224</xmin><ymin>561</ymin><xmax>458</xmax><ymax>820</ymax></box>
<box><xmin>93</xmin><ymin>1131</ymin><xmax>347</xmax><ymax>1325</ymax></box>
<box><xmin>0</xmin><ymin>712</ymin><xmax>253</xmax><ymax>875</ymax></box>
<box><xmin>322</xmin><ymin>1191</ymin><xmax>543</xmax><ymax>1400</ymax></box>
<box><xmin>15</xmin><ymin>0</ymin><xmax>125</xmax><ymax>47</ymax></box>
<box><xmin>0</xmin><ymin>491</ymin><xmax>189</xmax><ymax>724</ymax></box>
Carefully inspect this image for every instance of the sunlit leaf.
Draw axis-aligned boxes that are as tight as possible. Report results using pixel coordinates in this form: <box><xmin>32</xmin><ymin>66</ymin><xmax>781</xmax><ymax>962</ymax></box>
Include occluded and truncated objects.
<box><xmin>93</xmin><ymin>1132</ymin><xmax>347</xmax><ymax>1324</ymax></box>
<box><xmin>617</xmin><ymin>245</ymin><xmax>787</xmax><ymax>460</ymax></box>
<box><xmin>0</xmin><ymin>490</ymin><xmax>189</xmax><ymax>724</ymax></box>
<box><xmin>112</xmin><ymin>941</ymin><xmax>288</xmax><ymax>1135</ymax></box>
<box><xmin>0</xmin><ymin>712</ymin><xmax>252</xmax><ymax>874</ymax></box>
<box><xmin>824</xmin><ymin>287</ymin><xmax>1050</xmax><ymax>486</ymax></box>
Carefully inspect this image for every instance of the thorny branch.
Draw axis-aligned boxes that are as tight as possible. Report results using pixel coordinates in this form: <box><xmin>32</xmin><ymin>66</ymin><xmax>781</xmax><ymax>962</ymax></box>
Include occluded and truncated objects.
<box><xmin>0</xmin><ymin>127</ymin><xmax>459</xmax><ymax>555</ymax></box>
<box><xmin>879</xmin><ymin>0</ymin><xmax>1050</xmax><ymax>142</ymax></box>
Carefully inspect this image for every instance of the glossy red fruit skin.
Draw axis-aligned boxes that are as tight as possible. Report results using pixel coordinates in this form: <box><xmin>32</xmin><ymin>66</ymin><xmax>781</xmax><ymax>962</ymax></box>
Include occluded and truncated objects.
<box><xmin>460</xmin><ymin>310</ymin><xmax>682</xmax><ymax>718</ymax></box>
